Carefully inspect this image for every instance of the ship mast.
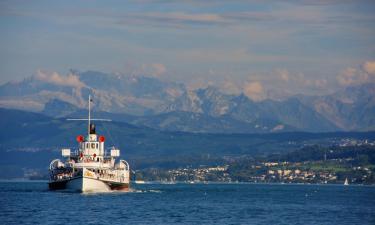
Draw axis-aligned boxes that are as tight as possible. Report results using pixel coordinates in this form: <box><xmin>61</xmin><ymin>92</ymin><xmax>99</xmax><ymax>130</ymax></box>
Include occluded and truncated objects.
<box><xmin>66</xmin><ymin>95</ymin><xmax>111</xmax><ymax>139</ymax></box>
<box><xmin>88</xmin><ymin>94</ymin><xmax>91</xmax><ymax>137</ymax></box>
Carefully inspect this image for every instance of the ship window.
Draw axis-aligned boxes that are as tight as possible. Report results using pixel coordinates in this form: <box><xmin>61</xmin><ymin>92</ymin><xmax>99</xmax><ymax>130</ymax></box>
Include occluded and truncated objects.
<box><xmin>86</xmin><ymin>143</ymin><xmax>89</xmax><ymax>149</ymax></box>
<box><xmin>96</xmin><ymin>143</ymin><xmax>99</xmax><ymax>148</ymax></box>
<box><xmin>91</xmin><ymin>143</ymin><xmax>95</xmax><ymax>149</ymax></box>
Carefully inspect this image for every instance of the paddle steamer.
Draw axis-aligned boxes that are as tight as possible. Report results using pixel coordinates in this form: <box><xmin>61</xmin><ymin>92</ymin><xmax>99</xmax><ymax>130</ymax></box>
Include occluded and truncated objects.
<box><xmin>48</xmin><ymin>96</ymin><xmax>130</xmax><ymax>192</ymax></box>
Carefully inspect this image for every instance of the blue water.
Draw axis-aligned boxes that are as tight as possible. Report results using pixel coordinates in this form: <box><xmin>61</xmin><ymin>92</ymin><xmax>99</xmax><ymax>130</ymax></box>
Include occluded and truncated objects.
<box><xmin>1</xmin><ymin>182</ymin><xmax>374</xmax><ymax>225</ymax></box>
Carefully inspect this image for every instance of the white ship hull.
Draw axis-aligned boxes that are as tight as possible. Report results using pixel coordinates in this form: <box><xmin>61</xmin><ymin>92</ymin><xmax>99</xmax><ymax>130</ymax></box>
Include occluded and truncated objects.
<box><xmin>67</xmin><ymin>177</ymin><xmax>111</xmax><ymax>192</ymax></box>
<box><xmin>49</xmin><ymin>176</ymin><xmax>129</xmax><ymax>192</ymax></box>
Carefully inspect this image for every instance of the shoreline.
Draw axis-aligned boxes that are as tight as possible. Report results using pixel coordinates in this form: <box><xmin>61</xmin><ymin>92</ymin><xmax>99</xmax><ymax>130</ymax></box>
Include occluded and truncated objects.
<box><xmin>2</xmin><ymin>179</ymin><xmax>374</xmax><ymax>186</ymax></box>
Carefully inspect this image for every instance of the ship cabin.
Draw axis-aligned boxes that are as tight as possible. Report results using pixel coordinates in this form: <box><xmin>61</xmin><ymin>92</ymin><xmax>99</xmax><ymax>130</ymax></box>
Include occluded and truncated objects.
<box><xmin>77</xmin><ymin>123</ymin><xmax>105</xmax><ymax>163</ymax></box>
<box><xmin>62</xmin><ymin>123</ymin><xmax>120</xmax><ymax>164</ymax></box>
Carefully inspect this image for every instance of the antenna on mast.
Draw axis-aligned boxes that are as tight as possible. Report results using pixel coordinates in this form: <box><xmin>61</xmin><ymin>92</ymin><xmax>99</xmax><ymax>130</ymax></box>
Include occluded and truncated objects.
<box><xmin>88</xmin><ymin>94</ymin><xmax>91</xmax><ymax>137</ymax></box>
<box><xmin>66</xmin><ymin>95</ymin><xmax>111</xmax><ymax>138</ymax></box>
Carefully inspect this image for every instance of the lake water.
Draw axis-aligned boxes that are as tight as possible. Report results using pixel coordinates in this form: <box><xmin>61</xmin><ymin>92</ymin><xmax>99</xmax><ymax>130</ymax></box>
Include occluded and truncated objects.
<box><xmin>1</xmin><ymin>181</ymin><xmax>374</xmax><ymax>225</ymax></box>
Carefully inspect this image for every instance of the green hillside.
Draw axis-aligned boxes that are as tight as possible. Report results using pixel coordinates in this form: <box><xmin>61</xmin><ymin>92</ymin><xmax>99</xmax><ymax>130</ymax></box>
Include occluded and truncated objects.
<box><xmin>0</xmin><ymin>108</ymin><xmax>374</xmax><ymax>178</ymax></box>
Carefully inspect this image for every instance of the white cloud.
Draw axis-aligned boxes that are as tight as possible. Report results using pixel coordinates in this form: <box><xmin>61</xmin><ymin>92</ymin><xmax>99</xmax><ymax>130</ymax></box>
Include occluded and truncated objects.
<box><xmin>243</xmin><ymin>81</ymin><xmax>265</xmax><ymax>101</ymax></box>
<box><xmin>220</xmin><ymin>80</ymin><xmax>241</xmax><ymax>95</ymax></box>
<box><xmin>314</xmin><ymin>79</ymin><xmax>327</xmax><ymax>87</ymax></box>
<box><xmin>138</xmin><ymin>63</ymin><xmax>167</xmax><ymax>77</ymax></box>
<box><xmin>336</xmin><ymin>67</ymin><xmax>369</xmax><ymax>86</ymax></box>
<box><xmin>275</xmin><ymin>69</ymin><xmax>290</xmax><ymax>81</ymax></box>
<box><xmin>151</xmin><ymin>63</ymin><xmax>167</xmax><ymax>76</ymax></box>
<box><xmin>186</xmin><ymin>77</ymin><xmax>214</xmax><ymax>90</ymax></box>
<box><xmin>35</xmin><ymin>70</ymin><xmax>85</xmax><ymax>88</ymax></box>
<box><xmin>274</xmin><ymin>69</ymin><xmax>327</xmax><ymax>88</ymax></box>
<box><xmin>336</xmin><ymin>61</ymin><xmax>375</xmax><ymax>87</ymax></box>
<box><xmin>122</xmin><ymin>11</ymin><xmax>228</xmax><ymax>27</ymax></box>
<box><xmin>159</xmin><ymin>12</ymin><xmax>224</xmax><ymax>23</ymax></box>
<box><xmin>363</xmin><ymin>60</ymin><xmax>375</xmax><ymax>75</ymax></box>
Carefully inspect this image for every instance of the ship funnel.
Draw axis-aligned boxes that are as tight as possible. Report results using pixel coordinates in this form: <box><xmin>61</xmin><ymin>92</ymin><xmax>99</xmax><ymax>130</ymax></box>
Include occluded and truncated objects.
<box><xmin>90</xmin><ymin>123</ymin><xmax>96</xmax><ymax>134</ymax></box>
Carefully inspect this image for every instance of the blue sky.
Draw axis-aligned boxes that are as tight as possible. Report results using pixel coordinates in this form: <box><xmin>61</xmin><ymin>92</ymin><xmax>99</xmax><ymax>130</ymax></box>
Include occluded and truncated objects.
<box><xmin>1</xmin><ymin>0</ymin><xmax>374</xmax><ymax>98</ymax></box>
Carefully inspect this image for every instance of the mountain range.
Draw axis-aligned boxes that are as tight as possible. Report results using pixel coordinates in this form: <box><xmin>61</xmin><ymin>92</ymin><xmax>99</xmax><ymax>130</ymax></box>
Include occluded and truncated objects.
<box><xmin>0</xmin><ymin>70</ymin><xmax>374</xmax><ymax>133</ymax></box>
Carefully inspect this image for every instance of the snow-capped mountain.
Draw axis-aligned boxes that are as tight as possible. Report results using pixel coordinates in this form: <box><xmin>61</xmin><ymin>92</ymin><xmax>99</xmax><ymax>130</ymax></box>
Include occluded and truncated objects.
<box><xmin>0</xmin><ymin>70</ymin><xmax>374</xmax><ymax>133</ymax></box>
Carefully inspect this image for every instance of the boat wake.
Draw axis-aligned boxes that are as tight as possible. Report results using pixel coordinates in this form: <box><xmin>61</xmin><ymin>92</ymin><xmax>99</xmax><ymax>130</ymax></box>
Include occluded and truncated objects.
<box><xmin>80</xmin><ymin>188</ymin><xmax>163</xmax><ymax>195</ymax></box>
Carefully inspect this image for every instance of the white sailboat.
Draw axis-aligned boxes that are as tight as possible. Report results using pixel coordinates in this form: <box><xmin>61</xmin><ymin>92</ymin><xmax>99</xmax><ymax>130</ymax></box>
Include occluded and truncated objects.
<box><xmin>344</xmin><ymin>178</ymin><xmax>349</xmax><ymax>186</ymax></box>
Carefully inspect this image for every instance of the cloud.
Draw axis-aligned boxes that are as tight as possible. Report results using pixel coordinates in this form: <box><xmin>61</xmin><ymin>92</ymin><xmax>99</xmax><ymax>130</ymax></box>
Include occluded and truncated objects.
<box><xmin>274</xmin><ymin>69</ymin><xmax>327</xmax><ymax>88</ymax></box>
<box><xmin>159</xmin><ymin>12</ymin><xmax>223</xmax><ymax>24</ymax></box>
<box><xmin>243</xmin><ymin>81</ymin><xmax>265</xmax><ymax>101</ymax></box>
<box><xmin>139</xmin><ymin>63</ymin><xmax>167</xmax><ymax>77</ymax></box>
<box><xmin>290</xmin><ymin>0</ymin><xmax>359</xmax><ymax>6</ymax></box>
<box><xmin>275</xmin><ymin>69</ymin><xmax>290</xmax><ymax>81</ymax></box>
<box><xmin>117</xmin><ymin>12</ymin><xmax>228</xmax><ymax>28</ymax></box>
<box><xmin>363</xmin><ymin>61</ymin><xmax>375</xmax><ymax>75</ymax></box>
<box><xmin>336</xmin><ymin>67</ymin><xmax>369</xmax><ymax>86</ymax></box>
<box><xmin>224</xmin><ymin>11</ymin><xmax>275</xmax><ymax>22</ymax></box>
<box><xmin>34</xmin><ymin>70</ymin><xmax>85</xmax><ymax>88</ymax></box>
<box><xmin>186</xmin><ymin>77</ymin><xmax>214</xmax><ymax>90</ymax></box>
<box><xmin>111</xmin><ymin>3</ymin><xmax>371</xmax><ymax>29</ymax></box>
<box><xmin>314</xmin><ymin>79</ymin><xmax>328</xmax><ymax>88</ymax></box>
<box><xmin>151</xmin><ymin>63</ymin><xmax>167</xmax><ymax>76</ymax></box>
<box><xmin>220</xmin><ymin>80</ymin><xmax>241</xmax><ymax>95</ymax></box>
<box><xmin>176</xmin><ymin>48</ymin><xmax>292</xmax><ymax>64</ymax></box>
<box><xmin>336</xmin><ymin>61</ymin><xmax>375</xmax><ymax>86</ymax></box>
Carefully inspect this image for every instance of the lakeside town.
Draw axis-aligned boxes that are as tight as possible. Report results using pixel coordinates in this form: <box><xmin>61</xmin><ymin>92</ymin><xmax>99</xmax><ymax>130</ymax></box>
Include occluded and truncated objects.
<box><xmin>136</xmin><ymin>160</ymin><xmax>374</xmax><ymax>185</ymax></box>
<box><xmin>136</xmin><ymin>141</ymin><xmax>375</xmax><ymax>185</ymax></box>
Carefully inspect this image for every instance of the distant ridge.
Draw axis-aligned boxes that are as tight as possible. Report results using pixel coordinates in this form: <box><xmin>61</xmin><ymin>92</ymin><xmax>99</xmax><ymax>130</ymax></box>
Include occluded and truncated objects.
<box><xmin>1</xmin><ymin>107</ymin><xmax>374</xmax><ymax>178</ymax></box>
<box><xmin>0</xmin><ymin>70</ymin><xmax>374</xmax><ymax>133</ymax></box>
<box><xmin>1</xmin><ymin>107</ymin><xmax>374</xmax><ymax>153</ymax></box>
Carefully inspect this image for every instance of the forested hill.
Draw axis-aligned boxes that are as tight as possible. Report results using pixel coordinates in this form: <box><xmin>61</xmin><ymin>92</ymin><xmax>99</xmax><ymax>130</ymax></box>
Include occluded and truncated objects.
<box><xmin>1</xmin><ymin>108</ymin><xmax>374</xmax><ymax>179</ymax></box>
